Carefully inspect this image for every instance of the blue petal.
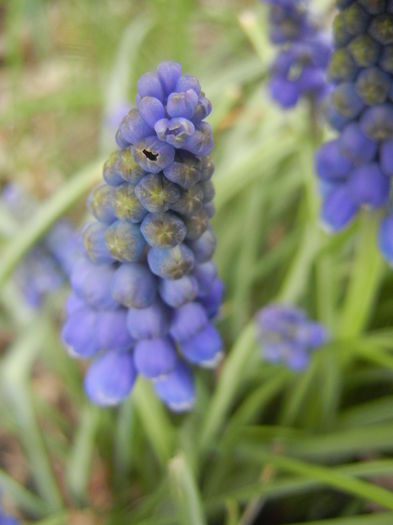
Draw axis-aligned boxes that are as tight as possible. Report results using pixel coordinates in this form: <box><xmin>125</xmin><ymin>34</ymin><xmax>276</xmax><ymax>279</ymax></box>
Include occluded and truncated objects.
<box><xmin>70</xmin><ymin>256</ymin><xmax>117</xmax><ymax>309</ymax></box>
<box><xmin>96</xmin><ymin>309</ymin><xmax>134</xmax><ymax>351</ymax></box>
<box><xmin>159</xmin><ymin>275</ymin><xmax>199</xmax><ymax>308</ymax></box>
<box><xmin>320</xmin><ymin>184</ymin><xmax>358</xmax><ymax>232</ymax></box>
<box><xmin>156</xmin><ymin>61</ymin><xmax>182</xmax><ymax>94</ymax></box>
<box><xmin>134</xmin><ymin>337</ymin><xmax>177</xmax><ymax>378</ymax></box>
<box><xmin>180</xmin><ymin>323</ymin><xmax>223</xmax><ymax>367</ymax></box>
<box><xmin>147</xmin><ymin>244</ymin><xmax>195</xmax><ymax>279</ymax></box>
<box><xmin>170</xmin><ymin>302</ymin><xmax>208</xmax><ymax>342</ymax></box>
<box><xmin>84</xmin><ymin>350</ymin><xmax>137</xmax><ymax>406</ymax></box>
<box><xmin>126</xmin><ymin>301</ymin><xmax>170</xmax><ymax>340</ymax></box>
<box><xmin>62</xmin><ymin>307</ymin><xmax>99</xmax><ymax>358</ymax></box>
<box><xmin>138</xmin><ymin>96</ymin><xmax>165</xmax><ymax>128</ymax></box>
<box><xmin>112</xmin><ymin>263</ymin><xmax>157</xmax><ymax>309</ymax></box>
<box><xmin>153</xmin><ymin>359</ymin><xmax>195</xmax><ymax>412</ymax></box>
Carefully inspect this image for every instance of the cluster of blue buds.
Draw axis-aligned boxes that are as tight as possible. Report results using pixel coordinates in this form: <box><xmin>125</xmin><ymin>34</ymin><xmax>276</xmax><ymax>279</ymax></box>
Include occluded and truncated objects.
<box><xmin>263</xmin><ymin>0</ymin><xmax>332</xmax><ymax>108</ymax></box>
<box><xmin>255</xmin><ymin>304</ymin><xmax>329</xmax><ymax>370</ymax></box>
<box><xmin>1</xmin><ymin>184</ymin><xmax>78</xmax><ymax>308</ymax></box>
<box><xmin>316</xmin><ymin>1</ymin><xmax>393</xmax><ymax>265</ymax></box>
<box><xmin>62</xmin><ymin>62</ymin><xmax>224</xmax><ymax>412</ymax></box>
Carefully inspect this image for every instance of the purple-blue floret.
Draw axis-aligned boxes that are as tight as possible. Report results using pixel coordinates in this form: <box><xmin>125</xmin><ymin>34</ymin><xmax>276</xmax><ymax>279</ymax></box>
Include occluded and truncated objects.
<box><xmin>62</xmin><ymin>62</ymin><xmax>224</xmax><ymax>412</ymax></box>
<box><xmin>255</xmin><ymin>304</ymin><xmax>329</xmax><ymax>371</ymax></box>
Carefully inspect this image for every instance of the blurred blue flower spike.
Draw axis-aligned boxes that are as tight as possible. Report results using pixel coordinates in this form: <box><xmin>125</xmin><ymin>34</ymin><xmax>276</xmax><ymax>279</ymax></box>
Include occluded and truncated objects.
<box><xmin>1</xmin><ymin>184</ymin><xmax>79</xmax><ymax>308</ymax></box>
<box><xmin>62</xmin><ymin>61</ymin><xmax>224</xmax><ymax>412</ymax></box>
<box><xmin>315</xmin><ymin>2</ymin><xmax>393</xmax><ymax>265</ymax></box>
<box><xmin>262</xmin><ymin>0</ymin><xmax>332</xmax><ymax>108</ymax></box>
<box><xmin>255</xmin><ymin>304</ymin><xmax>329</xmax><ymax>371</ymax></box>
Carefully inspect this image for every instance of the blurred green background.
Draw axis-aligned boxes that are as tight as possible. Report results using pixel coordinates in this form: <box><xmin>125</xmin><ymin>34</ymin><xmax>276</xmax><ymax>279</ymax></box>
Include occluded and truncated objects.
<box><xmin>2</xmin><ymin>1</ymin><xmax>393</xmax><ymax>524</ymax></box>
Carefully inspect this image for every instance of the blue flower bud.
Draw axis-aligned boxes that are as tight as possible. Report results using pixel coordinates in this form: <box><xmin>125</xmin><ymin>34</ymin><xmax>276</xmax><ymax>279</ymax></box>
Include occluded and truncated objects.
<box><xmin>188</xmin><ymin>228</ymin><xmax>216</xmax><ymax>263</ymax></box>
<box><xmin>105</xmin><ymin>220</ymin><xmax>146</xmax><ymax>262</ymax></box>
<box><xmin>133</xmin><ymin>136</ymin><xmax>175</xmax><ymax>173</ymax></box>
<box><xmin>167</xmin><ymin>90</ymin><xmax>199</xmax><ymax>119</ymax></box>
<box><xmin>83</xmin><ymin>223</ymin><xmax>113</xmax><ymax>264</ymax></box>
<box><xmin>137</xmin><ymin>96</ymin><xmax>165</xmax><ymax>127</ymax></box>
<box><xmin>159</xmin><ymin>275</ymin><xmax>199</xmax><ymax>308</ymax></box>
<box><xmin>378</xmin><ymin>214</ymin><xmax>393</xmax><ymax>264</ymax></box>
<box><xmin>180</xmin><ymin>323</ymin><xmax>223</xmax><ymax>367</ymax></box>
<box><xmin>348</xmin><ymin>34</ymin><xmax>380</xmax><ymax>67</ymax></box>
<box><xmin>116</xmin><ymin>108</ymin><xmax>153</xmax><ymax>147</ymax></box>
<box><xmin>137</xmin><ymin>72</ymin><xmax>164</xmax><ymax>100</ymax></box>
<box><xmin>359</xmin><ymin>0</ymin><xmax>386</xmax><ymax>15</ymax></box>
<box><xmin>103</xmin><ymin>149</ymin><xmax>145</xmax><ymax>187</ymax></box>
<box><xmin>157</xmin><ymin>61</ymin><xmax>182</xmax><ymax>95</ymax></box>
<box><xmin>171</xmin><ymin>184</ymin><xmax>204</xmax><ymax>216</ymax></box>
<box><xmin>112</xmin><ymin>263</ymin><xmax>157</xmax><ymax>309</ymax></box>
<box><xmin>88</xmin><ymin>184</ymin><xmax>115</xmax><ymax>224</ymax></box>
<box><xmin>324</xmin><ymin>101</ymin><xmax>351</xmax><ymax>131</ymax></box>
<box><xmin>205</xmin><ymin>202</ymin><xmax>216</xmax><ymax>218</ymax></box>
<box><xmin>176</xmin><ymin>74</ymin><xmax>201</xmax><ymax>95</ymax></box>
<box><xmin>113</xmin><ymin>182</ymin><xmax>147</xmax><ymax>223</ymax></box>
<box><xmin>96</xmin><ymin>309</ymin><xmax>134</xmax><ymax>351</ymax></box>
<box><xmin>134</xmin><ymin>337</ymin><xmax>177</xmax><ymax>378</ymax></box>
<box><xmin>332</xmin><ymin>82</ymin><xmax>364</xmax><ymax>118</ymax></box>
<box><xmin>184</xmin><ymin>123</ymin><xmax>214</xmax><ymax>156</ymax></box>
<box><xmin>348</xmin><ymin>162</ymin><xmax>389</xmax><ymax>207</ymax></box>
<box><xmin>135</xmin><ymin>173</ymin><xmax>180</xmax><ymax>213</ymax></box>
<box><xmin>154</xmin><ymin>117</ymin><xmax>195</xmax><ymax>148</ymax></box>
<box><xmin>380</xmin><ymin>45</ymin><xmax>393</xmax><ymax>73</ymax></box>
<box><xmin>328</xmin><ymin>49</ymin><xmax>357</xmax><ymax>82</ymax></box>
<box><xmin>339</xmin><ymin>123</ymin><xmax>378</xmax><ymax>163</ymax></box>
<box><xmin>381</xmin><ymin>139</ymin><xmax>393</xmax><ymax>176</ymax></box>
<box><xmin>200</xmin><ymin>156</ymin><xmax>214</xmax><ymax>182</ymax></box>
<box><xmin>194</xmin><ymin>261</ymin><xmax>217</xmax><ymax>296</ymax></box>
<box><xmin>193</xmin><ymin>96</ymin><xmax>212</xmax><ymax>123</ymax></box>
<box><xmin>66</xmin><ymin>291</ymin><xmax>86</xmax><ymax>315</ymax></box>
<box><xmin>360</xmin><ymin>104</ymin><xmax>393</xmax><ymax>140</ymax></box>
<box><xmin>296</xmin><ymin>321</ymin><xmax>329</xmax><ymax>349</ymax></box>
<box><xmin>369</xmin><ymin>13</ymin><xmax>393</xmax><ymax>44</ymax></box>
<box><xmin>184</xmin><ymin>208</ymin><xmax>209</xmax><ymax>241</ymax></box>
<box><xmin>201</xmin><ymin>180</ymin><xmax>215</xmax><ymax>203</ymax></box>
<box><xmin>334</xmin><ymin>14</ymin><xmax>353</xmax><ymax>47</ymax></box>
<box><xmin>321</xmin><ymin>184</ymin><xmax>358</xmax><ymax>232</ymax></box>
<box><xmin>286</xmin><ymin>346</ymin><xmax>309</xmax><ymax>371</ymax></box>
<box><xmin>126</xmin><ymin>301</ymin><xmax>170</xmax><ymax>340</ymax></box>
<box><xmin>170</xmin><ymin>301</ymin><xmax>208</xmax><ymax>342</ymax></box>
<box><xmin>84</xmin><ymin>350</ymin><xmax>137</xmax><ymax>406</ymax></box>
<box><xmin>62</xmin><ymin>307</ymin><xmax>99</xmax><ymax>357</ymax></box>
<box><xmin>147</xmin><ymin>244</ymin><xmax>195</xmax><ymax>279</ymax></box>
<box><xmin>343</xmin><ymin>3</ymin><xmax>369</xmax><ymax>35</ymax></box>
<box><xmin>163</xmin><ymin>154</ymin><xmax>202</xmax><ymax>189</ymax></box>
<box><xmin>355</xmin><ymin>66</ymin><xmax>390</xmax><ymax>104</ymax></box>
<box><xmin>70</xmin><ymin>256</ymin><xmax>117</xmax><ymax>309</ymax></box>
<box><xmin>199</xmin><ymin>278</ymin><xmax>225</xmax><ymax>318</ymax></box>
<box><xmin>315</xmin><ymin>139</ymin><xmax>353</xmax><ymax>180</ymax></box>
<box><xmin>153</xmin><ymin>359</ymin><xmax>195</xmax><ymax>412</ymax></box>
<box><xmin>141</xmin><ymin>212</ymin><xmax>186</xmax><ymax>248</ymax></box>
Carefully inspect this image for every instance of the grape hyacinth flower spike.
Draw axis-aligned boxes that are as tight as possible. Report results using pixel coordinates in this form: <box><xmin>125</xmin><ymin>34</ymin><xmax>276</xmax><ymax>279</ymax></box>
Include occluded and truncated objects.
<box><xmin>255</xmin><ymin>304</ymin><xmax>329</xmax><ymax>371</ymax></box>
<box><xmin>62</xmin><ymin>61</ymin><xmax>224</xmax><ymax>413</ymax></box>
<box><xmin>315</xmin><ymin>1</ymin><xmax>393</xmax><ymax>265</ymax></box>
<box><xmin>262</xmin><ymin>0</ymin><xmax>332</xmax><ymax>108</ymax></box>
